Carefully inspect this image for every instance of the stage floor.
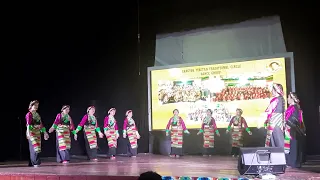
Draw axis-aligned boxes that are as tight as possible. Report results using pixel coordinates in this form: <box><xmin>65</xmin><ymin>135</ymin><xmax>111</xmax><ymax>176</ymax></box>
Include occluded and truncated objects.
<box><xmin>0</xmin><ymin>154</ymin><xmax>319</xmax><ymax>180</ymax></box>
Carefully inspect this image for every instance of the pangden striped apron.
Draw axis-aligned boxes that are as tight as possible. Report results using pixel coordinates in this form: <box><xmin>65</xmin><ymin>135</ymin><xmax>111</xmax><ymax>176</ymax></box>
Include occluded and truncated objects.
<box><xmin>127</xmin><ymin>125</ymin><xmax>138</xmax><ymax>149</ymax></box>
<box><xmin>29</xmin><ymin>125</ymin><xmax>42</xmax><ymax>153</ymax></box>
<box><xmin>106</xmin><ymin>124</ymin><xmax>117</xmax><ymax>148</ymax></box>
<box><xmin>203</xmin><ymin>124</ymin><xmax>215</xmax><ymax>148</ymax></box>
<box><xmin>84</xmin><ymin>125</ymin><xmax>97</xmax><ymax>149</ymax></box>
<box><xmin>265</xmin><ymin>113</ymin><xmax>284</xmax><ymax>147</ymax></box>
<box><xmin>231</xmin><ymin>118</ymin><xmax>243</xmax><ymax>147</ymax></box>
<box><xmin>56</xmin><ymin>125</ymin><xmax>71</xmax><ymax>151</ymax></box>
<box><xmin>171</xmin><ymin>123</ymin><xmax>183</xmax><ymax>148</ymax></box>
<box><xmin>284</xmin><ymin>125</ymin><xmax>291</xmax><ymax>154</ymax></box>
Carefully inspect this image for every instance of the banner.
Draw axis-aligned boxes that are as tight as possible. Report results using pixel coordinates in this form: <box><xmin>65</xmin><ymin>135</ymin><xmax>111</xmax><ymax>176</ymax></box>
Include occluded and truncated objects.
<box><xmin>150</xmin><ymin>58</ymin><xmax>287</xmax><ymax>130</ymax></box>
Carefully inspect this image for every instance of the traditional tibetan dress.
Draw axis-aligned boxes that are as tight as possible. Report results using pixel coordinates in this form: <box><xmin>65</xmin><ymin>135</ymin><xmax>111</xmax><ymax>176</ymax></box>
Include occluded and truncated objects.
<box><xmin>76</xmin><ymin>114</ymin><xmax>101</xmax><ymax>160</ymax></box>
<box><xmin>227</xmin><ymin>116</ymin><xmax>250</xmax><ymax>155</ymax></box>
<box><xmin>104</xmin><ymin>116</ymin><xmax>119</xmax><ymax>157</ymax></box>
<box><xmin>264</xmin><ymin>96</ymin><xmax>285</xmax><ymax>148</ymax></box>
<box><xmin>165</xmin><ymin>116</ymin><xmax>189</xmax><ymax>156</ymax></box>
<box><xmin>51</xmin><ymin>113</ymin><xmax>75</xmax><ymax>162</ymax></box>
<box><xmin>26</xmin><ymin>111</ymin><xmax>46</xmax><ymax>166</ymax></box>
<box><xmin>123</xmin><ymin>117</ymin><xmax>139</xmax><ymax>156</ymax></box>
<box><xmin>284</xmin><ymin>104</ymin><xmax>305</xmax><ymax>168</ymax></box>
<box><xmin>199</xmin><ymin>116</ymin><xmax>219</xmax><ymax>155</ymax></box>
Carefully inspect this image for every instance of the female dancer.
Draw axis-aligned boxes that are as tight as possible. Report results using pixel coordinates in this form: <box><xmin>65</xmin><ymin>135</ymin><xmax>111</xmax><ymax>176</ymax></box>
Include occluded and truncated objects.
<box><xmin>165</xmin><ymin>109</ymin><xmax>190</xmax><ymax>158</ymax></box>
<box><xmin>49</xmin><ymin>105</ymin><xmax>77</xmax><ymax>163</ymax></box>
<box><xmin>197</xmin><ymin>109</ymin><xmax>220</xmax><ymax>156</ymax></box>
<box><xmin>123</xmin><ymin>110</ymin><xmax>141</xmax><ymax>157</ymax></box>
<box><xmin>75</xmin><ymin>106</ymin><xmax>104</xmax><ymax>161</ymax></box>
<box><xmin>284</xmin><ymin>92</ymin><xmax>306</xmax><ymax>168</ymax></box>
<box><xmin>26</xmin><ymin>100</ymin><xmax>49</xmax><ymax>167</ymax></box>
<box><xmin>104</xmin><ymin>108</ymin><xmax>119</xmax><ymax>159</ymax></box>
<box><xmin>264</xmin><ymin>83</ymin><xmax>285</xmax><ymax>148</ymax></box>
<box><xmin>226</xmin><ymin>108</ymin><xmax>252</xmax><ymax>157</ymax></box>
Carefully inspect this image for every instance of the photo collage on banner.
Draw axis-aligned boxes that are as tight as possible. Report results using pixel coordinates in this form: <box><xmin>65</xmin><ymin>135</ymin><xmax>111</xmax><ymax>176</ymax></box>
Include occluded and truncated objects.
<box><xmin>151</xmin><ymin>58</ymin><xmax>287</xmax><ymax>130</ymax></box>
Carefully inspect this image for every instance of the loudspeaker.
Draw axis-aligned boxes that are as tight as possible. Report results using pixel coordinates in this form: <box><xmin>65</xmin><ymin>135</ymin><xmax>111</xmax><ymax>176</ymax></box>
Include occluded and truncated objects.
<box><xmin>238</xmin><ymin>147</ymin><xmax>286</xmax><ymax>175</ymax></box>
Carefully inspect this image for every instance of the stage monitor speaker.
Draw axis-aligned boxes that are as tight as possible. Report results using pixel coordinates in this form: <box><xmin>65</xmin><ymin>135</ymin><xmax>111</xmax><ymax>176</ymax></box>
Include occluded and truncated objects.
<box><xmin>238</xmin><ymin>147</ymin><xmax>286</xmax><ymax>175</ymax></box>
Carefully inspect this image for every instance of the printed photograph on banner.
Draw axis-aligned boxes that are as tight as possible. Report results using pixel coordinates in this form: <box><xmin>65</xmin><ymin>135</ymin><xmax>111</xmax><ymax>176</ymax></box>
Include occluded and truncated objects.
<box><xmin>151</xmin><ymin>58</ymin><xmax>287</xmax><ymax>130</ymax></box>
<box><xmin>157</xmin><ymin>79</ymin><xmax>202</xmax><ymax>104</ymax></box>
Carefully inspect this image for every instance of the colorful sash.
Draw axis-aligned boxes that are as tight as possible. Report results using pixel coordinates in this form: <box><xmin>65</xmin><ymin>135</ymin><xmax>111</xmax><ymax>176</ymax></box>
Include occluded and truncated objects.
<box><xmin>127</xmin><ymin>126</ymin><xmax>138</xmax><ymax>149</ymax></box>
<box><xmin>56</xmin><ymin>125</ymin><xmax>71</xmax><ymax>151</ymax></box>
<box><xmin>265</xmin><ymin>113</ymin><xmax>284</xmax><ymax>147</ymax></box>
<box><xmin>29</xmin><ymin>126</ymin><xmax>41</xmax><ymax>153</ymax></box>
<box><xmin>203</xmin><ymin>124</ymin><xmax>214</xmax><ymax>148</ymax></box>
<box><xmin>171</xmin><ymin>125</ymin><xmax>183</xmax><ymax>148</ymax></box>
<box><xmin>84</xmin><ymin>125</ymin><xmax>97</xmax><ymax>149</ymax></box>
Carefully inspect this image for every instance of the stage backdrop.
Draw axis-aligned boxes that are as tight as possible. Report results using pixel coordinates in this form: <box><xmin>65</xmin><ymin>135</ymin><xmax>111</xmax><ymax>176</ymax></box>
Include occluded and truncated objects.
<box><xmin>149</xmin><ymin>57</ymin><xmax>287</xmax><ymax>130</ymax></box>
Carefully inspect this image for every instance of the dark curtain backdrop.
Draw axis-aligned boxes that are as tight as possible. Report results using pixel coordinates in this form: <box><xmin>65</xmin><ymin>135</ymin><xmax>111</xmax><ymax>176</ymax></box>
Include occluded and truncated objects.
<box><xmin>1</xmin><ymin>2</ymin><xmax>318</xmax><ymax>162</ymax></box>
<box><xmin>316</xmin><ymin>58</ymin><xmax>320</xmax><ymax>132</ymax></box>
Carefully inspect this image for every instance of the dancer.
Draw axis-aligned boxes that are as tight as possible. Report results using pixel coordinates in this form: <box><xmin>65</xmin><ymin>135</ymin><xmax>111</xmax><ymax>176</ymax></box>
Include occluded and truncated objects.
<box><xmin>123</xmin><ymin>110</ymin><xmax>140</xmax><ymax>157</ymax></box>
<box><xmin>104</xmin><ymin>108</ymin><xmax>119</xmax><ymax>159</ymax></box>
<box><xmin>284</xmin><ymin>92</ymin><xmax>306</xmax><ymax>168</ymax></box>
<box><xmin>75</xmin><ymin>106</ymin><xmax>104</xmax><ymax>161</ymax></box>
<box><xmin>197</xmin><ymin>109</ymin><xmax>220</xmax><ymax>156</ymax></box>
<box><xmin>49</xmin><ymin>105</ymin><xmax>77</xmax><ymax>164</ymax></box>
<box><xmin>264</xmin><ymin>83</ymin><xmax>285</xmax><ymax>148</ymax></box>
<box><xmin>165</xmin><ymin>109</ymin><xmax>190</xmax><ymax>158</ymax></box>
<box><xmin>226</xmin><ymin>108</ymin><xmax>252</xmax><ymax>157</ymax></box>
<box><xmin>26</xmin><ymin>100</ymin><xmax>49</xmax><ymax>167</ymax></box>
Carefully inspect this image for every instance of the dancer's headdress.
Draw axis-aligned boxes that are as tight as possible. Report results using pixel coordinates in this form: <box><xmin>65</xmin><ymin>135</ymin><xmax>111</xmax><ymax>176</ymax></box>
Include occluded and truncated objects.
<box><xmin>273</xmin><ymin>83</ymin><xmax>284</xmax><ymax>96</ymax></box>
<box><xmin>126</xmin><ymin>110</ymin><xmax>132</xmax><ymax>116</ymax></box>
<box><xmin>28</xmin><ymin>100</ymin><xmax>39</xmax><ymax>110</ymax></box>
<box><xmin>108</xmin><ymin>108</ymin><xmax>116</xmax><ymax>114</ymax></box>
<box><xmin>61</xmin><ymin>105</ymin><xmax>70</xmax><ymax>111</ymax></box>
<box><xmin>87</xmin><ymin>106</ymin><xmax>95</xmax><ymax>113</ymax></box>
<box><xmin>173</xmin><ymin>109</ymin><xmax>179</xmax><ymax>113</ymax></box>
<box><xmin>236</xmin><ymin>108</ymin><xmax>243</xmax><ymax>115</ymax></box>
<box><xmin>289</xmin><ymin>92</ymin><xmax>300</xmax><ymax>104</ymax></box>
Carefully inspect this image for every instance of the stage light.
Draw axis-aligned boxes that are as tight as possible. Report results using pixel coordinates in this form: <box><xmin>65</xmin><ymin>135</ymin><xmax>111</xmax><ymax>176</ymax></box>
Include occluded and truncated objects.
<box><xmin>169</xmin><ymin>68</ymin><xmax>182</xmax><ymax>77</ymax></box>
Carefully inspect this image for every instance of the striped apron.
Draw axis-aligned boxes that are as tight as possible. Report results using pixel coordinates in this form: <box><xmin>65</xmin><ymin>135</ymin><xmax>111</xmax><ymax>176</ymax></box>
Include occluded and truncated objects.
<box><xmin>231</xmin><ymin>121</ymin><xmax>243</xmax><ymax>147</ymax></box>
<box><xmin>171</xmin><ymin>124</ymin><xmax>183</xmax><ymax>148</ymax></box>
<box><xmin>284</xmin><ymin>125</ymin><xmax>291</xmax><ymax>154</ymax></box>
<box><xmin>265</xmin><ymin>113</ymin><xmax>284</xmax><ymax>147</ymax></box>
<box><xmin>203</xmin><ymin>124</ymin><xmax>215</xmax><ymax>148</ymax></box>
<box><xmin>29</xmin><ymin>126</ymin><xmax>42</xmax><ymax>153</ymax></box>
<box><xmin>84</xmin><ymin>125</ymin><xmax>97</xmax><ymax>149</ymax></box>
<box><xmin>56</xmin><ymin>125</ymin><xmax>71</xmax><ymax>151</ymax></box>
<box><xmin>127</xmin><ymin>126</ymin><xmax>138</xmax><ymax>149</ymax></box>
<box><xmin>106</xmin><ymin>126</ymin><xmax>117</xmax><ymax>148</ymax></box>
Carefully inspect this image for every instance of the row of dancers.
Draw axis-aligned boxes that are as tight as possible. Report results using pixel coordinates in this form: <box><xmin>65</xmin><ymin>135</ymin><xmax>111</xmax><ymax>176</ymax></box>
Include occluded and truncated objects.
<box><xmin>26</xmin><ymin>83</ymin><xmax>306</xmax><ymax>169</ymax></box>
<box><xmin>26</xmin><ymin>103</ymin><xmax>140</xmax><ymax>167</ymax></box>
<box><xmin>26</xmin><ymin>99</ymin><xmax>251</xmax><ymax>168</ymax></box>
<box><xmin>165</xmin><ymin>83</ymin><xmax>306</xmax><ymax>169</ymax></box>
<box><xmin>165</xmin><ymin>108</ymin><xmax>252</xmax><ymax>158</ymax></box>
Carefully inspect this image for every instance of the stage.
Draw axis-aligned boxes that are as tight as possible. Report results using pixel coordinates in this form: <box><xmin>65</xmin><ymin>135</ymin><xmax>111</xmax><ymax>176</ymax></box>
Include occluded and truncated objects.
<box><xmin>0</xmin><ymin>154</ymin><xmax>319</xmax><ymax>180</ymax></box>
